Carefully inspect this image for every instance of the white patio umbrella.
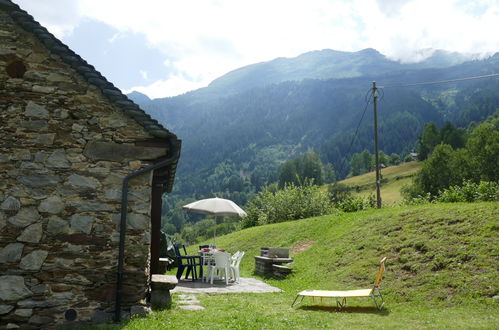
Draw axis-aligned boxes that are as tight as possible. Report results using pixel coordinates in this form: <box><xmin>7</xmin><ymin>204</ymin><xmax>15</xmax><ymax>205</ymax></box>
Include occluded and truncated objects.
<box><xmin>182</xmin><ymin>197</ymin><xmax>247</xmax><ymax>245</ymax></box>
<box><xmin>182</xmin><ymin>197</ymin><xmax>247</xmax><ymax>217</ymax></box>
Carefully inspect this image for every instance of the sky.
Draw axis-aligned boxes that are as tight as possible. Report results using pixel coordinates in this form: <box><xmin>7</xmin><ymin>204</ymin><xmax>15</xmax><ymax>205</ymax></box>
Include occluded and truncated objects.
<box><xmin>13</xmin><ymin>0</ymin><xmax>499</xmax><ymax>99</ymax></box>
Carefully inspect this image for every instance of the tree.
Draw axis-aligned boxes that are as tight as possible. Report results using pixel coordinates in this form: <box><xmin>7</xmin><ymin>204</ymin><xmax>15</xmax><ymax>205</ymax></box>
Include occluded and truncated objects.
<box><xmin>349</xmin><ymin>149</ymin><xmax>374</xmax><ymax>176</ymax></box>
<box><xmin>414</xmin><ymin>144</ymin><xmax>457</xmax><ymax>195</ymax></box>
<box><xmin>389</xmin><ymin>153</ymin><xmax>401</xmax><ymax>165</ymax></box>
<box><xmin>322</xmin><ymin>162</ymin><xmax>336</xmax><ymax>184</ymax></box>
<box><xmin>251</xmin><ymin>166</ymin><xmax>276</xmax><ymax>190</ymax></box>
<box><xmin>278</xmin><ymin>159</ymin><xmax>299</xmax><ymax>188</ymax></box>
<box><xmin>465</xmin><ymin>116</ymin><xmax>499</xmax><ymax>182</ymax></box>
<box><xmin>298</xmin><ymin>152</ymin><xmax>324</xmax><ymax>185</ymax></box>
<box><xmin>417</xmin><ymin>122</ymin><xmax>440</xmax><ymax>160</ymax></box>
<box><xmin>350</xmin><ymin>153</ymin><xmax>363</xmax><ymax>176</ymax></box>
<box><xmin>407</xmin><ymin>114</ymin><xmax>499</xmax><ymax>199</ymax></box>
<box><xmin>379</xmin><ymin>151</ymin><xmax>389</xmax><ymax>166</ymax></box>
<box><xmin>361</xmin><ymin>149</ymin><xmax>374</xmax><ymax>172</ymax></box>
<box><xmin>225</xmin><ymin>174</ymin><xmax>244</xmax><ymax>191</ymax></box>
<box><xmin>404</xmin><ymin>153</ymin><xmax>415</xmax><ymax>162</ymax></box>
<box><xmin>278</xmin><ymin>151</ymin><xmax>331</xmax><ymax>187</ymax></box>
<box><xmin>169</xmin><ymin>209</ymin><xmax>187</xmax><ymax>232</ymax></box>
<box><xmin>162</xmin><ymin>223</ymin><xmax>176</xmax><ymax>235</ymax></box>
<box><xmin>440</xmin><ymin>121</ymin><xmax>465</xmax><ymax>149</ymax></box>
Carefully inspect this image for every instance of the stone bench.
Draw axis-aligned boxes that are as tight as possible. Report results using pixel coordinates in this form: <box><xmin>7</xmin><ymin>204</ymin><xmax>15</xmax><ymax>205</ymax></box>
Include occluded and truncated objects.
<box><xmin>150</xmin><ymin>275</ymin><xmax>178</xmax><ymax>310</ymax></box>
<box><xmin>254</xmin><ymin>256</ymin><xmax>293</xmax><ymax>276</ymax></box>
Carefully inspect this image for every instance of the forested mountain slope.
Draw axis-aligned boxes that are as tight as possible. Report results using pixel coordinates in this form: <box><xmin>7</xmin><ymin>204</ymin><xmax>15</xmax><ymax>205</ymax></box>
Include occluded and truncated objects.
<box><xmin>132</xmin><ymin>49</ymin><xmax>499</xmax><ymax>203</ymax></box>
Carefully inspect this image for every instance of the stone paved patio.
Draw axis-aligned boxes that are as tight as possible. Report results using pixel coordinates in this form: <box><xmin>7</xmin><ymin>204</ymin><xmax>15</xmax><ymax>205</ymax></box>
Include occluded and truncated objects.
<box><xmin>171</xmin><ymin>277</ymin><xmax>282</xmax><ymax>294</ymax></box>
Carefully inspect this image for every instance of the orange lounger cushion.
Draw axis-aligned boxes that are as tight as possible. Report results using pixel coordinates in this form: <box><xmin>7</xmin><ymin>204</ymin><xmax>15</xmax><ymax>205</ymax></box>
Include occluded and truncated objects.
<box><xmin>297</xmin><ymin>289</ymin><xmax>373</xmax><ymax>298</ymax></box>
<box><xmin>292</xmin><ymin>257</ymin><xmax>387</xmax><ymax>310</ymax></box>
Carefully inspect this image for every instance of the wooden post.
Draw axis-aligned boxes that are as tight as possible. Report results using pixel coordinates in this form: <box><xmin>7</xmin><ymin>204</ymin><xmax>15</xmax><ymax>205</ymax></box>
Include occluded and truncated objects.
<box><xmin>373</xmin><ymin>81</ymin><xmax>382</xmax><ymax>208</ymax></box>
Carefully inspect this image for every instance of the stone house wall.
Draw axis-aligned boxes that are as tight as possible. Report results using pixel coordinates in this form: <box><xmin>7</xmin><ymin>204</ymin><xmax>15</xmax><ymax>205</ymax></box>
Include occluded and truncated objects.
<box><xmin>0</xmin><ymin>6</ymin><xmax>172</xmax><ymax>328</ymax></box>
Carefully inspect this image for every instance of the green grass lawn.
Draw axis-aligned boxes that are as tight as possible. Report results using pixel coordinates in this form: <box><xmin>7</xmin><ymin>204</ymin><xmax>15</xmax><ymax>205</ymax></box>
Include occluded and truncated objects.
<box><xmin>109</xmin><ymin>202</ymin><xmax>498</xmax><ymax>329</ymax></box>
<box><xmin>337</xmin><ymin>161</ymin><xmax>422</xmax><ymax>205</ymax></box>
<box><xmin>122</xmin><ymin>295</ymin><xmax>497</xmax><ymax>329</ymax></box>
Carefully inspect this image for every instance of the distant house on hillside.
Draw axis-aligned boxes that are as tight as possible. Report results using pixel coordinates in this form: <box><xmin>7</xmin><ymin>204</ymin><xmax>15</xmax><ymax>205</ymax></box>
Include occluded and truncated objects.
<box><xmin>0</xmin><ymin>0</ymin><xmax>181</xmax><ymax>328</ymax></box>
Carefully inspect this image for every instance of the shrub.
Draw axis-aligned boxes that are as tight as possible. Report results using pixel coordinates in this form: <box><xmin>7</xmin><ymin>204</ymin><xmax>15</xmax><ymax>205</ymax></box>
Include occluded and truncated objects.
<box><xmin>403</xmin><ymin>181</ymin><xmax>499</xmax><ymax>205</ymax></box>
<box><xmin>403</xmin><ymin>193</ymin><xmax>434</xmax><ymax>205</ymax></box>
<box><xmin>437</xmin><ymin>181</ymin><xmax>499</xmax><ymax>203</ymax></box>
<box><xmin>242</xmin><ymin>183</ymin><xmax>335</xmax><ymax>228</ymax></box>
<box><xmin>336</xmin><ymin>195</ymin><xmax>376</xmax><ymax>212</ymax></box>
<box><xmin>328</xmin><ymin>184</ymin><xmax>376</xmax><ymax>212</ymax></box>
<box><xmin>328</xmin><ymin>182</ymin><xmax>353</xmax><ymax>204</ymax></box>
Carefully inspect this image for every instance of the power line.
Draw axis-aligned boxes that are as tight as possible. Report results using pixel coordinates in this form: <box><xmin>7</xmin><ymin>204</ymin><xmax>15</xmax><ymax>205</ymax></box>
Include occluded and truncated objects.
<box><xmin>379</xmin><ymin>73</ymin><xmax>499</xmax><ymax>89</ymax></box>
<box><xmin>335</xmin><ymin>88</ymin><xmax>373</xmax><ymax>179</ymax></box>
<box><xmin>333</xmin><ymin>71</ymin><xmax>499</xmax><ymax>180</ymax></box>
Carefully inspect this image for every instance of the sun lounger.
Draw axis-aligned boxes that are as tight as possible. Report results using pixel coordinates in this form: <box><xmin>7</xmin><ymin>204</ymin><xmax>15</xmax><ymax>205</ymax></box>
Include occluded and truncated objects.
<box><xmin>292</xmin><ymin>257</ymin><xmax>387</xmax><ymax>310</ymax></box>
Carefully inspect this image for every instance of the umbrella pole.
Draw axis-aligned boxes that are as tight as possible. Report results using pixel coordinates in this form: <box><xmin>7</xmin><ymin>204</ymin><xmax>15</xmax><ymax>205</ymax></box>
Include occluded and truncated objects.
<box><xmin>214</xmin><ymin>216</ymin><xmax>220</xmax><ymax>247</ymax></box>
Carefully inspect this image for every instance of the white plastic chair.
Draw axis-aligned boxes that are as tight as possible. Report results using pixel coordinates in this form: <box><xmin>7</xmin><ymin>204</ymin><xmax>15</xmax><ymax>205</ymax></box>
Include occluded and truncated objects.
<box><xmin>230</xmin><ymin>251</ymin><xmax>245</xmax><ymax>283</ymax></box>
<box><xmin>208</xmin><ymin>251</ymin><xmax>231</xmax><ymax>285</ymax></box>
<box><xmin>201</xmin><ymin>252</ymin><xmax>216</xmax><ymax>283</ymax></box>
<box><xmin>230</xmin><ymin>251</ymin><xmax>240</xmax><ymax>266</ymax></box>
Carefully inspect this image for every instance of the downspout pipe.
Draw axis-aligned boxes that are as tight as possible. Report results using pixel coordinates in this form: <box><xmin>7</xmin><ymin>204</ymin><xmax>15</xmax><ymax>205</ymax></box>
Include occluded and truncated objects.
<box><xmin>114</xmin><ymin>139</ymin><xmax>181</xmax><ymax>322</ymax></box>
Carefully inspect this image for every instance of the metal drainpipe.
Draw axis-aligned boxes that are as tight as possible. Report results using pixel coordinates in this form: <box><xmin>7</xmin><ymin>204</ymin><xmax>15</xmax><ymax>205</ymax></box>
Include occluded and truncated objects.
<box><xmin>114</xmin><ymin>139</ymin><xmax>180</xmax><ymax>322</ymax></box>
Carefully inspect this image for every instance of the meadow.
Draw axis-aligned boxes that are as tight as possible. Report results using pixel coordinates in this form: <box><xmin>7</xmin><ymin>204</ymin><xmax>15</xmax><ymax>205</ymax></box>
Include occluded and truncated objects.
<box><xmin>337</xmin><ymin>161</ymin><xmax>422</xmax><ymax>205</ymax></box>
<box><xmin>114</xmin><ymin>202</ymin><xmax>498</xmax><ymax>329</ymax></box>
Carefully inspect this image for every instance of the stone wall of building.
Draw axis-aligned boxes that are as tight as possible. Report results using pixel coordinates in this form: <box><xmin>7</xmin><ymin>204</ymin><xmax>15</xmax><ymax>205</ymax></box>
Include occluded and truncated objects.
<box><xmin>0</xmin><ymin>9</ymin><xmax>162</xmax><ymax>328</ymax></box>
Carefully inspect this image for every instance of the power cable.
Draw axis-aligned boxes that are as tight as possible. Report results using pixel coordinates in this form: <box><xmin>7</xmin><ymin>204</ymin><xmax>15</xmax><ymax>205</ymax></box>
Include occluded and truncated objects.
<box><xmin>379</xmin><ymin>73</ymin><xmax>499</xmax><ymax>89</ymax></box>
<box><xmin>332</xmin><ymin>72</ymin><xmax>499</xmax><ymax>181</ymax></box>
<box><xmin>334</xmin><ymin>88</ymin><xmax>373</xmax><ymax>180</ymax></box>
<box><xmin>378</xmin><ymin>86</ymin><xmax>385</xmax><ymax>102</ymax></box>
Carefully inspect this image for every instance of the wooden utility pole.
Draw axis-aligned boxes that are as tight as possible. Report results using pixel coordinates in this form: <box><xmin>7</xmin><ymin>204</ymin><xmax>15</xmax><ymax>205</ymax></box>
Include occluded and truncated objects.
<box><xmin>372</xmin><ymin>81</ymin><xmax>382</xmax><ymax>208</ymax></box>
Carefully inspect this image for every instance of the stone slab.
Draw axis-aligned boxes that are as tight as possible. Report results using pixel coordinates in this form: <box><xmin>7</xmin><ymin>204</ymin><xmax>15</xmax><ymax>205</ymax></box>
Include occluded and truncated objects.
<box><xmin>268</xmin><ymin>248</ymin><xmax>289</xmax><ymax>258</ymax></box>
<box><xmin>179</xmin><ymin>305</ymin><xmax>204</xmax><ymax>310</ymax></box>
<box><xmin>254</xmin><ymin>256</ymin><xmax>293</xmax><ymax>263</ymax></box>
<box><xmin>151</xmin><ymin>274</ymin><xmax>178</xmax><ymax>291</ymax></box>
<box><xmin>272</xmin><ymin>264</ymin><xmax>292</xmax><ymax>272</ymax></box>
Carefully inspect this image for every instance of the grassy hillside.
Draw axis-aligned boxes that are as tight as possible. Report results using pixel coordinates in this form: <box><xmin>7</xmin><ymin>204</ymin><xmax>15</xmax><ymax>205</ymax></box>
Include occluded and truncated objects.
<box><xmin>121</xmin><ymin>202</ymin><xmax>498</xmax><ymax>329</ymax></box>
<box><xmin>207</xmin><ymin>202</ymin><xmax>498</xmax><ymax>304</ymax></box>
<box><xmin>338</xmin><ymin>161</ymin><xmax>422</xmax><ymax>204</ymax></box>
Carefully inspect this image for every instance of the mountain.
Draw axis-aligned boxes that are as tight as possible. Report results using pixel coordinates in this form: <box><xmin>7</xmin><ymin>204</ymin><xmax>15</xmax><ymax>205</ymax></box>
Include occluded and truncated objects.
<box><xmin>206</xmin><ymin>48</ymin><xmax>394</xmax><ymax>96</ymax></box>
<box><xmin>127</xmin><ymin>90</ymin><xmax>151</xmax><ymax>104</ymax></box>
<box><xmin>134</xmin><ymin>49</ymin><xmax>499</xmax><ymax>206</ymax></box>
<box><xmin>163</xmin><ymin>48</ymin><xmax>479</xmax><ymax>101</ymax></box>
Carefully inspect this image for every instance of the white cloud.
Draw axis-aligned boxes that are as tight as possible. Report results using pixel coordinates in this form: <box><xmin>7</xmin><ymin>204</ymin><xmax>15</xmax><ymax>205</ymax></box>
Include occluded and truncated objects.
<box><xmin>14</xmin><ymin>0</ymin><xmax>83</xmax><ymax>37</ymax></box>
<box><xmin>139</xmin><ymin>70</ymin><xmax>148</xmax><ymax>80</ymax></box>
<box><xmin>362</xmin><ymin>0</ymin><xmax>499</xmax><ymax>61</ymax></box>
<box><xmin>12</xmin><ymin>0</ymin><xmax>499</xmax><ymax>98</ymax></box>
<box><xmin>123</xmin><ymin>74</ymin><xmax>207</xmax><ymax>99</ymax></box>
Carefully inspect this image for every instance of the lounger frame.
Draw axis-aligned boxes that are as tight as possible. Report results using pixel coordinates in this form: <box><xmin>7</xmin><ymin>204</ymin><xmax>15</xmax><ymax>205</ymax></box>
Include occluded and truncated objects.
<box><xmin>292</xmin><ymin>257</ymin><xmax>386</xmax><ymax>310</ymax></box>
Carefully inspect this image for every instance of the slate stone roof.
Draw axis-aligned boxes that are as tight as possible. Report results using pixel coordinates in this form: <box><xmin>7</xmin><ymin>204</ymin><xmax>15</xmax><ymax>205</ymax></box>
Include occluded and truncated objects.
<box><xmin>0</xmin><ymin>0</ymin><xmax>175</xmax><ymax>140</ymax></box>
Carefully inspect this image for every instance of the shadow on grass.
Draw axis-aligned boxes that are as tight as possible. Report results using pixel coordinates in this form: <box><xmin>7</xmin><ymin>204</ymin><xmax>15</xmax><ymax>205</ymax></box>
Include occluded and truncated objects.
<box><xmin>298</xmin><ymin>305</ymin><xmax>390</xmax><ymax>316</ymax></box>
<box><xmin>83</xmin><ymin>305</ymin><xmax>176</xmax><ymax>329</ymax></box>
<box><xmin>254</xmin><ymin>272</ymin><xmax>289</xmax><ymax>281</ymax></box>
